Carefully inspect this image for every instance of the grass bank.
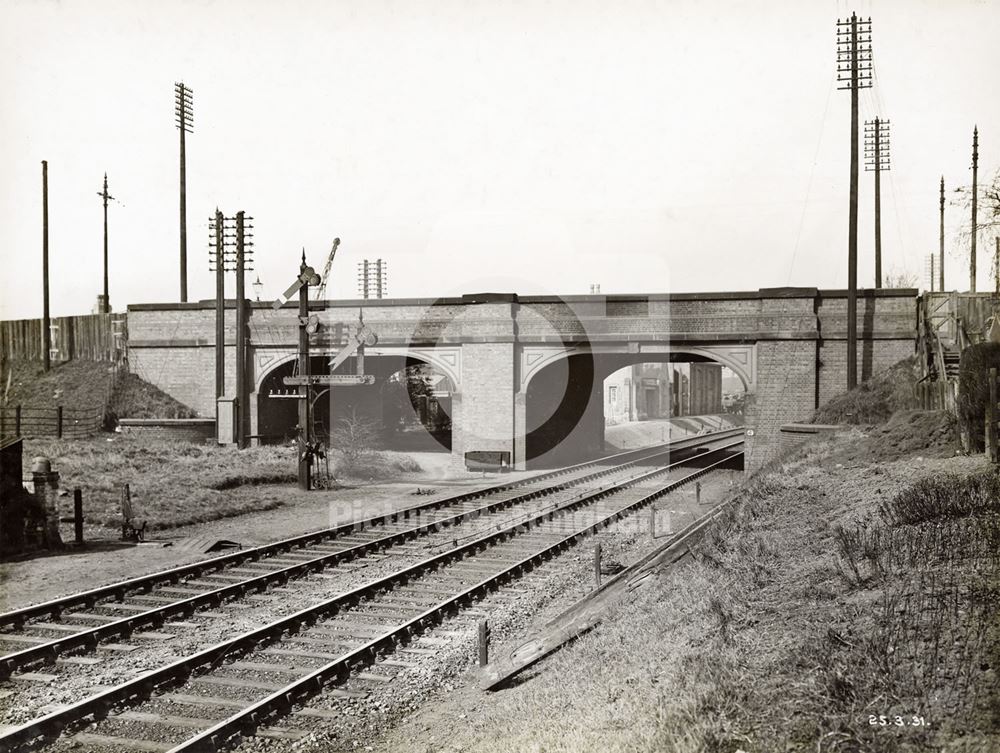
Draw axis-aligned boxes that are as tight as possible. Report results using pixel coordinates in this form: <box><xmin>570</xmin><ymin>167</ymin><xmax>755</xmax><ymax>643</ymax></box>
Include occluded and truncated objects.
<box><xmin>431</xmin><ymin>428</ymin><xmax>997</xmax><ymax>753</ymax></box>
<box><xmin>812</xmin><ymin>356</ymin><xmax>919</xmax><ymax>425</ymax></box>
<box><xmin>21</xmin><ymin>436</ymin><xmax>424</xmax><ymax>533</ymax></box>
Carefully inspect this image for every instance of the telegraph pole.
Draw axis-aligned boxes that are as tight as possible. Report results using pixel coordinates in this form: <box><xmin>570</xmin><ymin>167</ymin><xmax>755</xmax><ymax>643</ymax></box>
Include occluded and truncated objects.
<box><xmin>298</xmin><ymin>251</ymin><xmax>312</xmax><ymax>490</ymax></box>
<box><xmin>940</xmin><ymin>177</ymin><xmax>946</xmax><ymax>292</ymax></box>
<box><xmin>995</xmin><ymin>236</ymin><xmax>999</xmax><ymax>297</ymax></box>
<box><xmin>175</xmin><ymin>82</ymin><xmax>193</xmax><ymax>303</ymax></box>
<box><xmin>375</xmin><ymin>259</ymin><xmax>386</xmax><ymax>299</ymax></box>
<box><xmin>971</xmin><ymin>126</ymin><xmax>979</xmax><ymax>293</ymax></box>
<box><xmin>837</xmin><ymin>12</ymin><xmax>872</xmax><ymax>390</ymax></box>
<box><xmin>358</xmin><ymin>259</ymin><xmax>370</xmax><ymax>299</ymax></box>
<box><xmin>358</xmin><ymin>258</ymin><xmax>388</xmax><ymax>299</ymax></box>
<box><xmin>96</xmin><ymin>173</ymin><xmax>114</xmax><ymax>313</ymax></box>
<box><xmin>234</xmin><ymin>211</ymin><xmax>253</xmax><ymax>449</ymax></box>
<box><xmin>864</xmin><ymin>118</ymin><xmax>890</xmax><ymax>288</ymax></box>
<box><xmin>210</xmin><ymin>209</ymin><xmax>225</xmax><ymax>408</ymax></box>
<box><xmin>42</xmin><ymin>161</ymin><xmax>50</xmax><ymax>372</ymax></box>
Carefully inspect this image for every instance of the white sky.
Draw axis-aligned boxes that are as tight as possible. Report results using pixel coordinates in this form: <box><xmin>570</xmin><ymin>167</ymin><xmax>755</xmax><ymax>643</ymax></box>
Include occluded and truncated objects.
<box><xmin>1</xmin><ymin>0</ymin><xmax>998</xmax><ymax>320</ymax></box>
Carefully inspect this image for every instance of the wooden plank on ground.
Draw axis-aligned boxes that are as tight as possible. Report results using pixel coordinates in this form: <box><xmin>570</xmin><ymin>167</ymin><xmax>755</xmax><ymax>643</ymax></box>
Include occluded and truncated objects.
<box><xmin>56</xmin><ymin>656</ymin><xmax>102</xmax><ymax>666</ymax></box>
<box><xmin>481</xmin><ymin>498</ymin><xmax>733</xmax><ymax>690</ymax></box>
<box><xmin>226</xmin><ymin>660</ymin><xmax>298</xmax><ymax>674</ymax></box>
<box><xmin>64</xmin><ymin>612</ymin><xmax>120</xmax><ymax>623</ymax></box>
<box><xmin>192</xmin><ymin>675</ymin><xmax>284</xmax><ymax>691</ymax></box>
<box><xmin>113</xmin><ymin>710</ymin><xmax>215</xmax><ymax>728</ymax></box>
<box><xmin>12</xmin><ymin>672</ymin><xmax>58</xmax><ymax>683</ymax></box>
<box><xmin>353</xmin><ymin>671</ymin><xmax>394</xmax><ymax>683</ymax></box>
<box><xmin>72</xmin><ymin>733</ymin><xmax>171</xmax><ymax>752</ymax></box>
<box><xmin>132</xmin><ymin>631</ymin><xmax>175</xmax><ymax>641</ymax></box>
<box><xmin>257</xmin><ymin>728</ymin><xmax>308</xmax><ymax>741</ymax></box>
<box><xmin>163</xmin><ymin>693</ymin><xmax>244</xmax><ymax>709</ymax></box>
<box><xmin>262</xmin><ymin>647</ymin><xmax>342</xmax><ymax>661</ymax></box>
<box><xmin>0</xmin><ymin>634</ymin><xmax>52</xmax><ymax>645</ymax></box>
<box><xmin>293</xmin><ymin>707</ymin><xmax>340</xmax><ymax>720</ymax></box>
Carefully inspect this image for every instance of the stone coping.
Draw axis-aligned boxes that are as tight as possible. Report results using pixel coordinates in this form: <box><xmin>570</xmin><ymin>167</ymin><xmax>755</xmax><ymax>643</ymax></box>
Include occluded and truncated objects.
<box><xmin>127</xmin><ymin>287</ymin><xmax>919</xmax><ymax>312</ymax></box>
<box><xmin>779</xmin><ymin>423</ymin><xmax>841</xmax><ymax>433</ymax></box>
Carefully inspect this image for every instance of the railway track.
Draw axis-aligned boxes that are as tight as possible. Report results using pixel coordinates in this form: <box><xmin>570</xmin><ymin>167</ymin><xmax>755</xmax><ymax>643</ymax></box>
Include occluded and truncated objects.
<box><xmin>0</xmin><ymin>432</ymin><xmax>743</xmax><ymax>752</ymax></box>
<box><xmin>0</xmin><ymin>429</ymin><xmax>740</xmax><ymax>680</ymax></box>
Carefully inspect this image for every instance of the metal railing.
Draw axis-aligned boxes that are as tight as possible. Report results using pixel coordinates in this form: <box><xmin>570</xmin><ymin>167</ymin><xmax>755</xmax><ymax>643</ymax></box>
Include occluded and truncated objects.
<box><xmin>0</xmin><ymin>405</ymin><xmax>103</xmax><ymax>440</ymax></box>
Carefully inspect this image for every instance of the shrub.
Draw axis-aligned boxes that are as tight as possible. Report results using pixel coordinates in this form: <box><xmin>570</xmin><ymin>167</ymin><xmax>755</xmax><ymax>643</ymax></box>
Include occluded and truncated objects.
<box><xmin>811</xmin><ymin>357</ymin><xmax>918</xmax><ymax>425</ymax></box>
<box><xmin>957</xmin><ymin>343</ymin><xmax>1000</xmax><ymax>452</ymax></box>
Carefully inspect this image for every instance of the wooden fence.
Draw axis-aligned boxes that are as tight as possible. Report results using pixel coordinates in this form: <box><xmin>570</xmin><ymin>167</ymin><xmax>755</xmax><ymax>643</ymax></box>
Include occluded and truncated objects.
<box><xmin>0</xmin><ymin>313</ymin><xmax>127</xmax><ymax>363</ymax></box>
<box><xmin>915</xmin><ymin>379</ymin><xmax>955</xmax><ymax>411</ymax></box>
<box><xmin>0</xmin><ymin>405</ymin><xmax>104</xmax><ymax>440</ymax></box>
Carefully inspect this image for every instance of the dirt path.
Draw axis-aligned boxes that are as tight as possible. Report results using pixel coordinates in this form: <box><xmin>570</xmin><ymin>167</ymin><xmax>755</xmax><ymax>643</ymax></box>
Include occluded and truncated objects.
<box><xmin>0</xmin><ymin>453</ymin><xmax>540</xmax><ymax>613</ymax></box>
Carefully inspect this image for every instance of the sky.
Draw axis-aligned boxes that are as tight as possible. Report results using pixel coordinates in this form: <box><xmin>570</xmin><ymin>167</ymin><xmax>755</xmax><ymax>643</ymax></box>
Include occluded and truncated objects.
<box><xmin>1</xmin><ymin>0</ymin><xmax>998</xmax><ymax>320</ymax></box>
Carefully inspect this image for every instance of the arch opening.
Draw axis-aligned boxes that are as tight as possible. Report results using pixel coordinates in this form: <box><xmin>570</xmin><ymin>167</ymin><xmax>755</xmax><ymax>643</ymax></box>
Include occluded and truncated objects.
<box><xmin>255</xmin><ymin>355</ymin><xmax>454</xmax><ymax>453</ymax></box>
<box><xmin>524</xmin><ymin>351</ymin><xmax>747</xmax><ymax>468</ymax></box>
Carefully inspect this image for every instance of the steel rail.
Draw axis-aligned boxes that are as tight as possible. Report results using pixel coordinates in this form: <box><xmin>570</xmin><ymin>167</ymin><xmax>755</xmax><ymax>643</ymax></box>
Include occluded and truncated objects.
<box><xmin>0</xmin><ymin>433</ymin><xmax>732</xmax><ymax>677</ymax></box>
<box><xmin>0</xmin><ymin>429</ymin><xmax>740</xmax><ymax>631</ymax></box>
<box><xmin>174</xmin><ymin>449</ymin><xmax>744</xmax><ymax>753</ymax></box>
<box><xmin>0</xmin><ymin>439</ymin><xmax>742</xmax><ymax>753</ymax></box>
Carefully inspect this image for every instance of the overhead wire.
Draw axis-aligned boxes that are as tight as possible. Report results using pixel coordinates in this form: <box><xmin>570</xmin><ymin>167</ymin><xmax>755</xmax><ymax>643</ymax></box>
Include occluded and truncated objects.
<box><xmin>786</xmin><ymin>70</ymin><xmax>837</xmax><ymax>285</ymax></box>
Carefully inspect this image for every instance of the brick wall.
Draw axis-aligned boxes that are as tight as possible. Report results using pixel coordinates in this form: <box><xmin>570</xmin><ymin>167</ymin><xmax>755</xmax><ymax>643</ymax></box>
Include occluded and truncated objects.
<box><xmin>455</xmin><ymin>341</ymin><xmax>516</xmax><ymax>464</ymax></box>
<box><xmin>124</xmin><ymin>288</ymin><xmax>918</xmax><ymax>471</ymax></box>
<box><xmin>746</xmin><ymin>340</ymin><xmax>818</xmax><ymax>470</ymax></box>
<box><xmin>815</xmin><ymin>291</ymin><xmax>917</xmax><ymax>406</ymax></box>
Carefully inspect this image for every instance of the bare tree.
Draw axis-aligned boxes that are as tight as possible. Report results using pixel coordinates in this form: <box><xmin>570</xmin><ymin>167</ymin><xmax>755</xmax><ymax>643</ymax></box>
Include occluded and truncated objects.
<box><xmin>330</xmin><ymin>408</ymin><xmax>381</xmax><ymax>474</ymax></box>
<box><xmin>950</xmin><ymin>168</ymin><xmax>1000</xmax><ymax>262</ymax></box>
<box><xmin>884</xmin><ymin>269</ymin><xmax>918</xmax><ymax>289</ymax></box>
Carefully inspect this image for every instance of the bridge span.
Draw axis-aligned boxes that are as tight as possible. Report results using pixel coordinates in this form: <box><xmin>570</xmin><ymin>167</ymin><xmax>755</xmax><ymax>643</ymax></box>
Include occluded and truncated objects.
<box><xmin>127</xmin><ymin>287</ymin><xmax>916</xmax><ymax>472</ymax></box>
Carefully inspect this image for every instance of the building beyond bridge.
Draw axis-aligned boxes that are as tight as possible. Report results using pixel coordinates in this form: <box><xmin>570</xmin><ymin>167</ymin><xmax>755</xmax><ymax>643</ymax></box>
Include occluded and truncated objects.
<box><xmin>124</xmin><ymin>287</ymin><xmax>917</xmax><ymax>472</ymax></box>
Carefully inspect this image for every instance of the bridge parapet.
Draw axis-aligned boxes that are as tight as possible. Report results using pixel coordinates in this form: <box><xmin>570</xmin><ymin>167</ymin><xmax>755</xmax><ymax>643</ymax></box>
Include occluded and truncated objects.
<box><xmin>124</xmin><ymin>287</ymin><xmax>918</xmax><ymax>473</ymax></box>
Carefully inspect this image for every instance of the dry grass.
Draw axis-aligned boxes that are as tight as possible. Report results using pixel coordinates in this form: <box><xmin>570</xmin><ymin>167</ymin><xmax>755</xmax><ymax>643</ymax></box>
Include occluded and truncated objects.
<box><xmin>0</xmin><ymin>358</ymin><xmax>199</xmax><ymax>422</ymax></box>
<box><xmin>109</xmin><ymin>371</ymin><xmax>198</xmax><ymax>419</ymax></box>
<box><xmin>21</xmin><ymin>436</ymin><xmax>424</xmax><ymax>533</ymax></box>
<box><xmin>1</xmin><ymin>359</ymin><xmax>116</xmax><ymax>411</ymax></box>
<box><xmin>448</xmin><ymin>442</ymin><xmax>999</xmax><ymax>753</ymax></box>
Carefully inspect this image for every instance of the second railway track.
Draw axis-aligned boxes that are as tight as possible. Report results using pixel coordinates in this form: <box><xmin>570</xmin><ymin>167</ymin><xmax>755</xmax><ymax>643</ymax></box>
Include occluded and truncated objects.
<box><xmin>0</xmin><ymin>430</ymin><xmax>740</xmax><ymax>680</ymax></box>
<box><xmin>0</xmin><ymin>431</ymin><xmax>743</xmax><ymax>753</ymax></box>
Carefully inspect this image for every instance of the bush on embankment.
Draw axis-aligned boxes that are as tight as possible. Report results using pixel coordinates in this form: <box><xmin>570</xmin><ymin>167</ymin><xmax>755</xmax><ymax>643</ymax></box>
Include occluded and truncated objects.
<box><xmin>811</xmin><ymin>356</ymin><xmax>919</xmax><ymax>425</ymax></box>
<box><xmin>957</xmin><ymin>342</ymin><xmax>1000</xmax><ymax>452</ymax></box>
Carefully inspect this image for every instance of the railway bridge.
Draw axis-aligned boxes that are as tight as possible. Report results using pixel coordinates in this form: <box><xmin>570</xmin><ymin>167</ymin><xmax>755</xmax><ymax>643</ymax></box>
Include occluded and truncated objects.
<box><xmin>127</xmin><ymin>287</ymin><xmax>916</xmax><ymax>471</ymax></box>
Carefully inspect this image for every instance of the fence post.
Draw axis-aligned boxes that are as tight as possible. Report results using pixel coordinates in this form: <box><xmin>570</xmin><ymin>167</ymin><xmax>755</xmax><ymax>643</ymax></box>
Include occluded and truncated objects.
<box><xmin>478</xmin><ymin>619</ymin><xmax>489</xmax><ymax>667</ymax></box>
<box><xmin>988</xmin><ymin>369</ymin><xmax>998</xmax><ymax>463</ymax></box>
<box><xmin>57</xmin><ymin>405</ymin><xmax>63</xmax><ymax>439</ymax></box>
<box><xmin>15</xmin><ymin>405</ymin><xmax>21</xmax><ymax>436</ymax></box>
<box><xmin>594</xmin><ymin>542</ymin><xmax>602</xmax><ymax>587</ymax></box>
<box><xmin>73</xmin><ymin>488</ymin><xmax>84</xmax><ymax>545</ymax></box>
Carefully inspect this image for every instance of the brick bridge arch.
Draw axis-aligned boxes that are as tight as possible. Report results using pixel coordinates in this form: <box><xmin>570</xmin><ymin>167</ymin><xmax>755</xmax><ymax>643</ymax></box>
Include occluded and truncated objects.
<box><xmin>126</xmin><ymin>288</ymin><xmax>916</xmax><ymax>472</ymax></box>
